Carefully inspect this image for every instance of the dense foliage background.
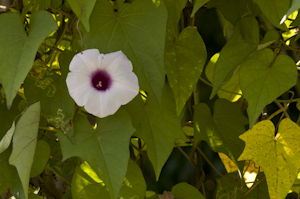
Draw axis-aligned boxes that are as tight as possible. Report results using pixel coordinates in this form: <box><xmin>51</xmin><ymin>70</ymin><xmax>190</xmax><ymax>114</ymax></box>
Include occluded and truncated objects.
<box><xmin>1</xmin><ymin>0</ymin><xmax>300</xmax><ymax>198</ymax></box>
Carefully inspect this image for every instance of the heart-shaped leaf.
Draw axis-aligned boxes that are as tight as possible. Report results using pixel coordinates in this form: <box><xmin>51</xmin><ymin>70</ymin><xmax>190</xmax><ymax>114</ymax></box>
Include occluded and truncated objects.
<box><xmin>239</xmin><ymin>48</ymin><xmax>297</xmax><ymax>127</ymax></box>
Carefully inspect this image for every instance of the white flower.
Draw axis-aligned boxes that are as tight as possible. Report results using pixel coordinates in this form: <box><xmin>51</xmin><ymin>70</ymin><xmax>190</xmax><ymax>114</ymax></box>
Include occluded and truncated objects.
<box><xmin>66</xmin><ymin>49</ymin><xmax>139</xmax><ymax>118</ymax></box>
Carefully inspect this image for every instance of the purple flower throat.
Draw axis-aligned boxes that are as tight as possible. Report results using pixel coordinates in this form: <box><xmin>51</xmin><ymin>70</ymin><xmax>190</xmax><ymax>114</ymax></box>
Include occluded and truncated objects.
<box><xmin>91</xmin><ymin>70</ymin><xmax>112</xmax><ymax>91</ymax></box>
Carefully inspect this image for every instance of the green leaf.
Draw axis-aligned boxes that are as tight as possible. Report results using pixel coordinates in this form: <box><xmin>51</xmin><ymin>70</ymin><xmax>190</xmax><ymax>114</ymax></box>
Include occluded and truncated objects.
<box><xmin>66</xmin><ymin>0</ymin><xmax>96</xmax><ymax>32</ymax></box>
<box><xmin>0</xmin><ymin>11</ymin><xmax>57</xmax><ymax>108</ymax></box>
<box><xmin>238</xmin><ymin>119</ymin><xmax>300</xmax><ymax>199</ymax></box>
<box><xmin>24</xmin><ymin>51</ymin><xmax>75</xmax><ymax>139</ymax></box>
<box><xmin>0</xmin><ymin>95</ymin><xmax>22</xmax><ymax>139</ymax></box>
<box><xmin>207</xmin><ymin>0</ymin><xmax>261</xmax><ymax>25</ymax></box>
<box><xmin>9</xmin><ymin>102</ymin><xmax>41</xmax><ymax>199</ymax></box>
<box><xmin>194</xmin><ymin>98</ymin><xmax>248</xmax><ymax>170</ymax></box>
<box><xmin>253</xmin><ymin>0</ymin><xmax>289</xmax><ymax>30</ymax></box>
<box><xmin>165</xmin><ymin>26</ymin><xmax>207</xmax><ymax>115</ymax></box>
<box><xmin>172</xmin><ymin>182</ymin><xmax>205</xmax><ymax>199</ymax></box>
<box><xmin>83</xmin><ymin>0</ymin><xmax>167</xmax><ymax>102</ymax></box>
<box><xmin>205</xmin><ymin>53</ymin><xmax>242</xmax><ymax>102</ymax></box>
<box><xmin>164</xmin><ymin>0</ymin><xmax>187</xmax><ymax>37</ymax></box>
<box><xmin>239</xmin><ymin>48</ymin><xmax>297</xmax><ymax>127</ymax></box>
<box><xmin>210</xmin><ymin>16</ymin><xmax>259</xmax><ymax>98</ymax></box>
<box><xmin>0</xmin><ymin>121</ymin><xmax>15</xmax><ymax>154</ymax></box>
<box><xmin>30</xmin><ymin>140</ymin><xmax>51</xmax><ymax>177</ymax></box>
<box><xmin>0</xmin><ymin>160</ymin><xmax>19</xmax><ymax>195</ymax></box>
<box><xmin>125</xmin><ymin>85</ymin><xmax>185</xmax><ymax>179</ymax></box>
<box><xmin>191</xmin><ymin>0</ymin><xmax>209</xmax><ymax>17</ymax></box>
<box><xmin>258</xmin><ymin>30</ymin><xmax>280</xmax><ymax>50</ymax></box>
<box><xmin>57</xmin><ymin>108</ymin><xmax>135</xmax><ymax>199</ymax></box>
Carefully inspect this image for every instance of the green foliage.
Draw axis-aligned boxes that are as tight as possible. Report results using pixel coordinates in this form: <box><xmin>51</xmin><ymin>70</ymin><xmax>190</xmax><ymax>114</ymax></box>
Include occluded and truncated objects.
<box><xmin>1</xmin><ymin>0</ymin><xmax>300</xmax><ymax>198</ymax></box>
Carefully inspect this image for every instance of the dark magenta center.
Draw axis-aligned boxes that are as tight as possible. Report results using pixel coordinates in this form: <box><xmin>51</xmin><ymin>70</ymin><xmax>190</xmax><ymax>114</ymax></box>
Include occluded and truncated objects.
<box><xmin>91</xmin><ymin>70</ymin><xmax>112</xmax><ymax>91</ymax></box>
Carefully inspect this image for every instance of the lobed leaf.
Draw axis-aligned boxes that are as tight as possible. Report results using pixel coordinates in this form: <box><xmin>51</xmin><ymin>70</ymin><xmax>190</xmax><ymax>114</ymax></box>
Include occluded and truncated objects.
<box><xmin>238</xmin><ymin>119</ymin><xmax>300</xmax><ymax>199</ymax></box>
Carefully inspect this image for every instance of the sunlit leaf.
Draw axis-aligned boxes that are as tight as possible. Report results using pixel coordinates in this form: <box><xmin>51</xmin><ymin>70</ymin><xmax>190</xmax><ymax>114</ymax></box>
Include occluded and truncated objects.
<box><xmin>9</xmin><ymin>102</ymin><xmax>40</xmax><ymax>199</ymax></box>
<box><xmin>57</xmin><ymin>108</ymin><xmax>135</xmax><ymax>199</ymax></box>
<box><xmin>83</xmin><ymin>0</ymin><xmax>167</xmax><ymax>102</ymax></box>
<box><xmin>206</xmin><ymin>53</ymin><xmax>242</xmax><ymax>102</ymax></box>
<box><xmin>210</xmin><ymin>16</ymin><xmax>259</xmax><ymax>98</ymax></box>
<box><xmin>194</xmin><ymin>98</ymin><xmax>248</xmax><ymax>170</ymax></box>
<box><xmin>165</xmin><ymin>26</ymin><xmax>206</xmax><ymax>115</ymax></box>
<box><xmin>0</xmin><ymin>11</ymin><xmax>57</xmax><ymax>108</ymax></box>
<box><xmin>239</xmin><ymin>48</ymin><xmax>297</xmax><ymax>127</ymax></box>
<box><xmin>238</xmin><ymin>119</ymin><xmax>300</xmax><ymax>199</ymax></box>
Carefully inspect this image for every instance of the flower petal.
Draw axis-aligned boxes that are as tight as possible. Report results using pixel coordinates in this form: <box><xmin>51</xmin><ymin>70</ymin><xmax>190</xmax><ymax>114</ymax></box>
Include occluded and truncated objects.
<box><xmin>112</xmin><ymin>72</ymin><xmax>139</xmax><ymax>93</ymax></box>
<box><xmin>104</xmin><ymin>51</ymin><xmax>134</xmax><ymax>76</ymax></box>
<box><xmin>109</xmin><ymin>81</ymin><xmax>139</xmax><ymax>105</ymax></box>
<box><xmin>66</xmin><ymin>72</ymin><xmax>93</xmax><ymax>106</ymax></box>
<box><xmin>69</xmin><ymin>49</ymin><xmax>101</xmax><ymax>75</ymax></box>
<box><xmin>84</xmin><ymin>90</ymin><xmax>121</xmax><ymax>118</ymax></box>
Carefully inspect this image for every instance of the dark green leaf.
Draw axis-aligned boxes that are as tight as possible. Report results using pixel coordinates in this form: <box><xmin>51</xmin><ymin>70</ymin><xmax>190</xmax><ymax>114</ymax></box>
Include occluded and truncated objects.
<box><xmin>30</xmin><ymin>140</ymin><xmax>51</xmax><ymax>177</ymax></box>
<box><xmin>207</xmin><ymin>0</ymin><xmax>261</xmax><ymax>25</ymax></box>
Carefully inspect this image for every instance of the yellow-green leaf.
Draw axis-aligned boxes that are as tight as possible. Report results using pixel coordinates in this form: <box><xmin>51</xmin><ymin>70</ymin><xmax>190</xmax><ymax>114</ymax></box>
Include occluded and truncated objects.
<box><xmin>238</xmin><ymin>119</ymin><xmax>300</xmax><ymax>199</ymax></box>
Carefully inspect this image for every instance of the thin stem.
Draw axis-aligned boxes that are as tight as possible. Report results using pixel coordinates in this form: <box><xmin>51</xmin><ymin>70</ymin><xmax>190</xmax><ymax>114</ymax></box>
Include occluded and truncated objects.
<box><xmin>50</xmin><ymin>5</ymin><xmax>72</xmax><ymax>18</ymax></box>
<box><xmin>199</xmin><ymin>76</ymin><xmax>242</xmax><ymax>96</ymax></box>
<box><xmin>274</xmin><ymin>98</ymin><xmax>300</xmax><ymax>103</ymax></box>
<box><xmin>175</xmin><ymin>143</ymin><xmax>197</xmax><ymax>169</ymax></box>
<box><xmin>46</xmin><ymin>165</ymin><xmax>71</xmax><ymax>184</ymax></box>
<box><xmin>274</xmin><ymin>101</ymin><xmax>290</xmax><ymax>119</ymax></box>
<box><xmin>196</xmin><ymin>146</ymin><xmax>238</xmax><ymax>183</ymax></box>
<box><xmin>39</xmin><ymin>126</ymin><xmax>59</xmax><ymax>132</ymax></box>
<box><xmin>267</xmin><ymin>106</ymin><xmax>288</xmax><ymax>120</ymax></box>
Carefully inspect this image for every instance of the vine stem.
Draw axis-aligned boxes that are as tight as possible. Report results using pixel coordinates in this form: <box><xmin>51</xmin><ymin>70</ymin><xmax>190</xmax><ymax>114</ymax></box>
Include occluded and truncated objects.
<box><xmin>266</xmin><ymin>105</ymin><xmax>288</xmax><ymax>120</ymax></box>
<box><xmin>196</xmin><ymin>146</ymin><xmax>238</xmax><ymax>183</ymax></box>
<box><xmin>240</xmin><ymin>176</ymin><xmax>266</xmax><ymax>199</ymax></box>
<box><xmin>175</xmin><ymin>143</ymin><xmax>197</xmax><ymax>169</ymax></box>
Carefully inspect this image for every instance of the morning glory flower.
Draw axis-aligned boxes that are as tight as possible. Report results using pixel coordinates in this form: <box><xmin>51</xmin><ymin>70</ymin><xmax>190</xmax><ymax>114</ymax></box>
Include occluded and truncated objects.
<box><xmin>66</xmin><ymin>49</ymin><xmax>139</xmax><ymax>118</ymax></box>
